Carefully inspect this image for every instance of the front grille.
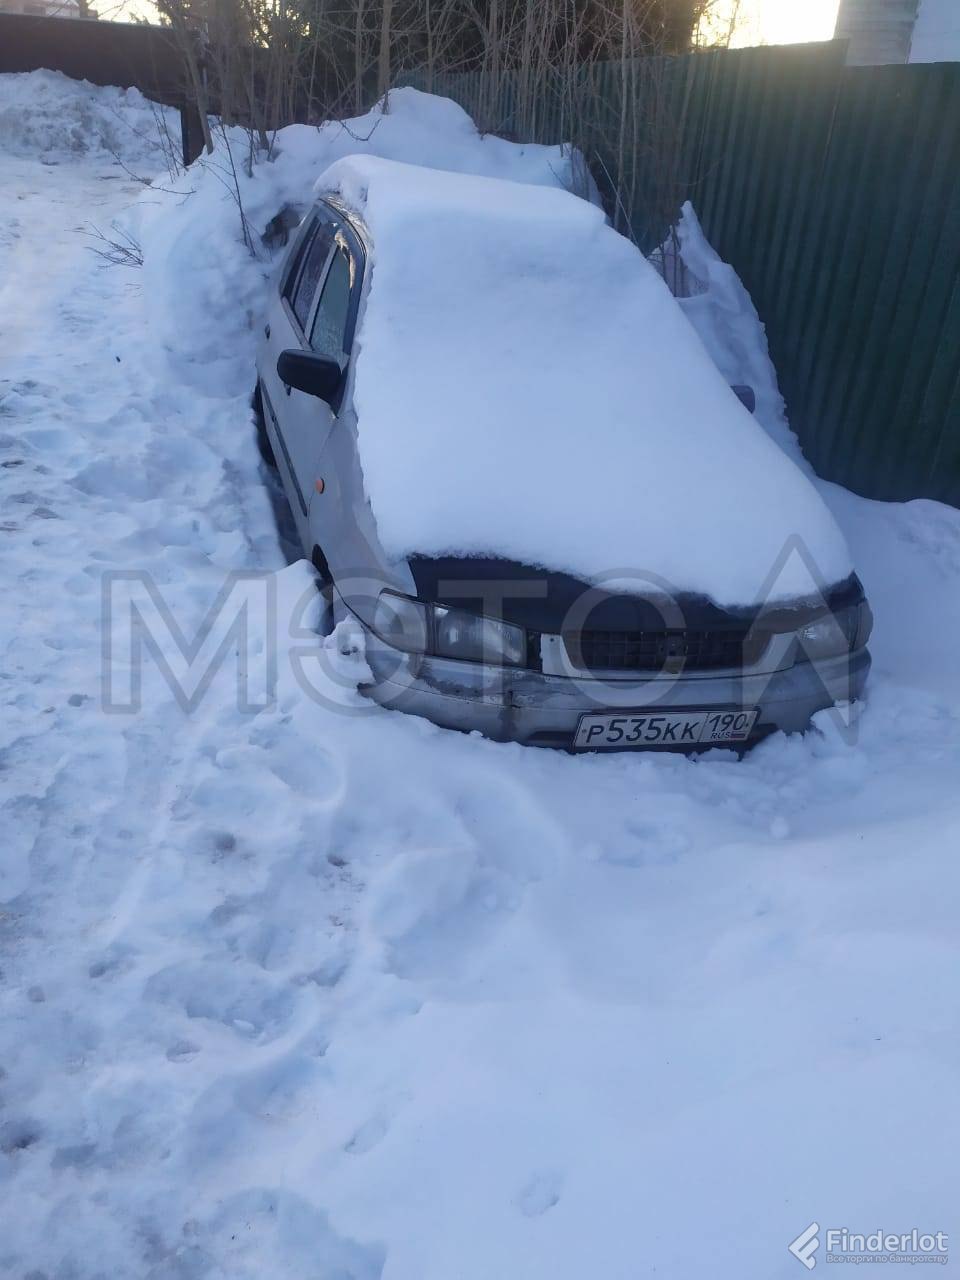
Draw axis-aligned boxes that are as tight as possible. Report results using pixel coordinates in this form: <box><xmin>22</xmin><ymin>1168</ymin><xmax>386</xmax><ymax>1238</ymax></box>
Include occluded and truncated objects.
<box><xmin>564</xmin><ymin>627</ymin><xmax>766</xmax><ymax>673</ymax></box>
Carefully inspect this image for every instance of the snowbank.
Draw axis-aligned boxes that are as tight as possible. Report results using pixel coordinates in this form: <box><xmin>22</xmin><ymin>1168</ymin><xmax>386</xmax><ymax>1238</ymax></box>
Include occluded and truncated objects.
<box><xmin>320</xmin><ymin>154</ymin><xmax>851</xmax><ymax>604</ymax></box>
<box><xmin>132</xmin><ymin>88</ymin><xmax>589</xmax><ymax>390</ymax></box>
<box><xmin>273</xmin><ymin>86</ymin><xmax>592</xmax><ymax>193</ymax></box>
<box><xmin>667</xmin><ymin>201</ymin><xmax>810</xmax><ymax>469</ymax></box>
<box><xmin>0</xmin><ymin>69</ymin><xmax>177</xmax><ymax>165</ymax></box>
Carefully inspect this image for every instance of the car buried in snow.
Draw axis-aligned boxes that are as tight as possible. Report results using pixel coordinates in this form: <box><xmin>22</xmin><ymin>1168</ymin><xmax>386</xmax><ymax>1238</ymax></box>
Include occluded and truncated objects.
<box><xmin>254</xmin><ymin>155</ymin><xmax>872</xmax><ymax>751</ymax></box>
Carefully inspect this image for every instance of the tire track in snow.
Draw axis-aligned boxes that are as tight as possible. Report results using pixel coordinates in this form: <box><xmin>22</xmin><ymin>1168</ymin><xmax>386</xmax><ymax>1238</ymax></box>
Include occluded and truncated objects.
<box><xmin>0</xmin><ymin>153</ymin><xmax>376</xmax><ymax>1277</ymax></box>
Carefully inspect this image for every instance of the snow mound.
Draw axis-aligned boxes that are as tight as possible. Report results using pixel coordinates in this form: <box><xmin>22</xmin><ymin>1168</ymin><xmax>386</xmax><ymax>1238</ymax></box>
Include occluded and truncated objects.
<box><xmin>0</xmin><ymin>69</ymin><xmax>176</xmax><ymax>165</ymax></box>
<box><xmin>133</xmin><ymin>86</ymin><xmax>589</xmax><ymax>397</ymax></box>
<box><xmin>273</xmin><ymin>87</ymin><xmax>592</xmax><ymax>195</ymax></box>
<box><xmin>662</xmin><ymin>202</ymin><xmax>811</xmax><ymax>469</ymax></box>
<box><xmin>319</xmin><ymin>154</ymin><xmax>852</xmax><ymax>605</ymax></box>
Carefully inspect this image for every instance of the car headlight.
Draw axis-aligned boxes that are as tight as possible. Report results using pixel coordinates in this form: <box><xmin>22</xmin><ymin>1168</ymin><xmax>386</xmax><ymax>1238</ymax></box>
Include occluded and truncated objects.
<box><xmin>371</xmin><ymin>592</ymin><xmax>526</xmax><ymax>666</ymax></box>
<box><xmin>434</xmin><ymin>604</ymin><xmax>526</xmax><ymax>665</ymax></box>
<box><xmin>796</xmin><ymin>602</ymin><xmax>872</xmax><ymax>662</ymax></box>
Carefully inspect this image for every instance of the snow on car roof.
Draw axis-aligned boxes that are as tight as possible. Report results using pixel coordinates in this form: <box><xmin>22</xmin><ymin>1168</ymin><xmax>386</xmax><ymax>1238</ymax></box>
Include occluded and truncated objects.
<box><xmin>317</xmin><ymin>154</ymin><xmax>852</xmax><ymax>607</ymax></box>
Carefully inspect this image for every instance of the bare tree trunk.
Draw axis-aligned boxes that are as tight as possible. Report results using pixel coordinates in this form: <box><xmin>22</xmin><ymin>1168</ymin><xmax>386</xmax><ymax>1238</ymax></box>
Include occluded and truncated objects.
<box><xmin>424</xmin><ymin>0</ymin><xmax>434</xmax><ymax>92</ymax></box>
<box><xmin>156</xmin><ymin>0</ymin><xmax>215</xmax><ymax>156</ymax></box>
<box><xmin>354</xmin><ymin>0</ymin><xmax>366</xmax><ymax>110</ymax></box>
<box><xmin>377</xmin><ymin>0</ymin><xmax>393</xmax><ymax>99</ymax></box>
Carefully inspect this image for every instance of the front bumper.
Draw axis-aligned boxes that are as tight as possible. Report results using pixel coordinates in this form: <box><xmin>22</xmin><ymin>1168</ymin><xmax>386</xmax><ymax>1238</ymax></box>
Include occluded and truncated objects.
<box><xmin>359</xmin><ymin>628</ymin><xmax>872</xmax><ymax>750</ymax></box>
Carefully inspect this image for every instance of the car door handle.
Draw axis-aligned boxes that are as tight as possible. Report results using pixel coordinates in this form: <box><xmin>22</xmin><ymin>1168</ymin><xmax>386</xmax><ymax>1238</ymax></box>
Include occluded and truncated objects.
<box><xmin>264</xmin><ymin>324</ymin><xmax>271</xmax><ymax>339</ymax></box>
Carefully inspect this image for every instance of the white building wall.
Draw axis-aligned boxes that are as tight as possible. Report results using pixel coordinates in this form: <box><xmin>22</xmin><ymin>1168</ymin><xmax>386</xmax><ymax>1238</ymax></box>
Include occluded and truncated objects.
<box><xmin>835</xmin><ymin>0</ymin><xmax>921</xmax><ymax>64</ymax></box>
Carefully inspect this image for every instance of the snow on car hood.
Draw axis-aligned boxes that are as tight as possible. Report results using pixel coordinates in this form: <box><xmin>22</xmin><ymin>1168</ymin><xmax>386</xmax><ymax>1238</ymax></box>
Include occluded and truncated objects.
<box><xmin>318</xmin><ymin>155</ymin><xmax>853</xmax><ymax>607</ymax></box>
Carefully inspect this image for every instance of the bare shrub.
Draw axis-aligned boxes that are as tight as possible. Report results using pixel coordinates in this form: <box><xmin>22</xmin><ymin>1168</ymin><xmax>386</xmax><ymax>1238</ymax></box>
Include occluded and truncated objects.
<box><xmin>81</xmin><ymin>222</ymin><xmax>144</xmax><ymax>268</ymax></box>
<box><xmin>153</xmin><ymin>0</ymin><xmax>742</xmax><ymax>270</ymax></box>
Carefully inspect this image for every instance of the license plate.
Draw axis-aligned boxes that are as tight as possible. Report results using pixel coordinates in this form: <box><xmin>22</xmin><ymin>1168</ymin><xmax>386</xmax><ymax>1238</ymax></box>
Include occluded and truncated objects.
<box><xmin>574</xmin><ymin>708</ymin><xmax>760</xmax><ymax>749</ymax></box>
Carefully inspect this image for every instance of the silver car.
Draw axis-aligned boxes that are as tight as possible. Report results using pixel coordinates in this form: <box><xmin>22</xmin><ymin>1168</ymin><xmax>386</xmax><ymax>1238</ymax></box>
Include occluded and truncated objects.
<box><xmin>254</xmin><ymin>191</ymin><xmax>872</xmax><ymax>751</ymax></box>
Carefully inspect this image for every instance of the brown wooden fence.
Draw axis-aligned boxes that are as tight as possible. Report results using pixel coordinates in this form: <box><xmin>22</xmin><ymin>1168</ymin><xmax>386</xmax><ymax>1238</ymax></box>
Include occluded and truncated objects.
<box><xmin>0</xmin><ymin>13</ymin><xmax>204</xmax><ymax>160</ymax></box>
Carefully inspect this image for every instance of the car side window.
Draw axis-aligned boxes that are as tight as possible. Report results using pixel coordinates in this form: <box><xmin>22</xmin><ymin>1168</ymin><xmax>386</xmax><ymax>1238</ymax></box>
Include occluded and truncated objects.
<box><xmin>289</xmin><ymin>222</ymin><xmax>334</xmax><ymax>333</ymax></box>
<box><xmin>310</xmin><ymin>244</ymin><xmax>353</xmax><ymax>363</ymax></box>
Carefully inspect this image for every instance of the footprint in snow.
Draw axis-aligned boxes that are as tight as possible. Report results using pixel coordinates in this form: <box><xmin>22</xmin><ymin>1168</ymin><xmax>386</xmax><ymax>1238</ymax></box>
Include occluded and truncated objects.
<box><xmin>514</xmin><ymin>1169</ymin><xmax>563</xmax><ymax>1217</ymax></box>
<box><xmin>602</xmin><ymin>818</ymin><xmax>691</xmax><ymax>868</ymax></box>
<box><xmin>166</xmin><ymin>1039</ymin><xmax>200</xmax><ymax>1063</ymax></box>
<box><xmin>87</xmin><ymin>944</ymin><xmax>133</xmax><ymax>981</ymax></box>
<box><xmin>268</xmin><ymin>747</ymin><xmax>345</xmax><ymax>806</ymax></box>
<box><xmin>0</xmin><ymin>1118</ymin><xmax>42</xmax><ymax>1155</ymax></box>
<box><xmin>207</xmin><ymin>829</ymin><xmax>240</xmax><ymax>861</ymax></box>
<box><xmin>144</xmin><ymin>960</ymin><xmax>300</xmax><ymax>1044</ymax></box>
<box><xmin>51</xmin><ymin>1142</ymin><xmax>98</xmax><ymax>1170</ymax></box>
<box><xmin>302</xmin><ymin>953</ymin><xmax>348</xmax><ymax>989</ymax></box>
<box><xmin>344</xmin><ymin>1109</ymin><xmax>393</xmax><ymax>1155</ymax></box>
<box><xmin>187</xmin><ymin>1188</ymin><xmax>385</xmax><ymax>1279</ymax></box>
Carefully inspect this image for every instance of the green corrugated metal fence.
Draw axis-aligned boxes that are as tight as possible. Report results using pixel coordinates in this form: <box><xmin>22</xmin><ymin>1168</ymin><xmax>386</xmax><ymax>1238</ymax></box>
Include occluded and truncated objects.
<box><xmin>400</xmin><ymin>43</ymin><xmax>960</xmax><ymax>506</ymax></box>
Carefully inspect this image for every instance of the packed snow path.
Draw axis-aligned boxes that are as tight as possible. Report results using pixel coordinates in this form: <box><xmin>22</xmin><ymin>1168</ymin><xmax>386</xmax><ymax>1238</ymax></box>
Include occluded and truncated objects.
<box><xmin>2</xmin><ymin>85</ymin><xmax>960</xmax><ymax>1280</ymax></box>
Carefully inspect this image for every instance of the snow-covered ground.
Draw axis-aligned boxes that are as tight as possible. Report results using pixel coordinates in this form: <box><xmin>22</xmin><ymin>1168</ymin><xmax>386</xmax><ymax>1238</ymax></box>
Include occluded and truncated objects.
<box><xmin>2</xmin><ymin>72</ymin><xmax>960</xmax><ymax>1280</ymax></box>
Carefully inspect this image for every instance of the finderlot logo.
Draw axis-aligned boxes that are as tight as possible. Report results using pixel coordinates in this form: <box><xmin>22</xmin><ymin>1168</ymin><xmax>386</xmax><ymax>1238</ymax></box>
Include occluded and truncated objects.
<box><xmin>788</xmin><ymin>1222</ymin><xmax>820</xmax><ymax>1270</ymax></box>
<box><xmin>788</xmin><ymin>1223</ymin><xmax>949</xmax><ymax>1268</ymax></box>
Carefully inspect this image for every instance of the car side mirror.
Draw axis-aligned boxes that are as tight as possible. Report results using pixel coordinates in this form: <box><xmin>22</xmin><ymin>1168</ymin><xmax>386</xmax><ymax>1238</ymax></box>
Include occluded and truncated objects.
<box><xmin>277</xmin><ymin>349</ymin><xmax>343</xmax><ymax>403</ymax></box>
<box><xmin>731</xmin><ymin>383</ymin><xmax>756</xmax><ymax>414</ymax></box>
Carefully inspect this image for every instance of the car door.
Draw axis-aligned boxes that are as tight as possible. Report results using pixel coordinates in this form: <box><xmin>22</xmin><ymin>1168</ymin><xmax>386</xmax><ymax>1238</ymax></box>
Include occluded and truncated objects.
<box><xmin>295</xmin><ymin>232</ymin><xmax>359</xmax><ymax>562</ymax></box>
<box><xmin>259</xmin><ymin>209</ymin><xmax>338</xmax><ymax>547</ymax></box>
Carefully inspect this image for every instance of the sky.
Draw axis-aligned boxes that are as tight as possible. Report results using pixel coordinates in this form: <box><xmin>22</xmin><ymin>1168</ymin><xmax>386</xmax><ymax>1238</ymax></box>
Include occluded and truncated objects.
<box><xmin>709</xmin><ymin>0</ymin><xmax>843</xmax><ymax>47</ymax></box>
